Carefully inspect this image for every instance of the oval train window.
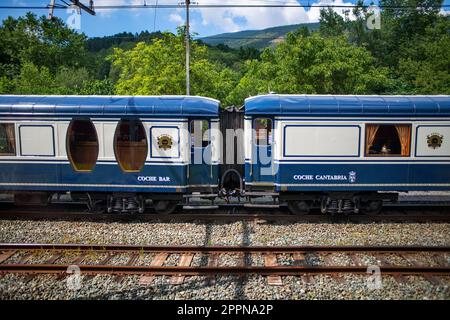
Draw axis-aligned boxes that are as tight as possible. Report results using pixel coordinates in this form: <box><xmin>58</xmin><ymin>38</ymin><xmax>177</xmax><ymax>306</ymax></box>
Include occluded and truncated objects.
<box><xmin>67</xmin><ymin>119</ymin><xmax>99</xmax><ymax>172</ymax></box>
<box><xmin>114</xmin><ymin>119</ymin><xmax>148</xmax><ymax>172</ymax></box>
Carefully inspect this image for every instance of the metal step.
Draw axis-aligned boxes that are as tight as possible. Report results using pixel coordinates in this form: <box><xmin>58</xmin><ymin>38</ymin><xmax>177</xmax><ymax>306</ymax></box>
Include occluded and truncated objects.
<box><xmin>184</xmin><ymin>194</ymin><xmax>218</xmax><ymax>198</ymax></box>
<box><xmin>183</xmin><ymin>205</ymin><xmax>220</xmax><ymax>210</ymax></box>
<box><xmin>245</xmin><ymin>192</ymin><xmax>279</xmax><ymax>196</ymax></box>
<box><xmin>244</xmin><ymin>203</ymin><xmax>280</xmax><ymax>208</ymax></box>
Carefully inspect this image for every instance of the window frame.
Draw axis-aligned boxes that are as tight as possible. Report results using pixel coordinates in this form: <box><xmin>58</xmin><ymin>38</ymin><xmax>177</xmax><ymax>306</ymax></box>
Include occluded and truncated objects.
<box><xmin>364</xmin><ymin>123</ymin><xmax>412</xmax><ymax>158</ymax></box>
<box><xmin>19</xmin><ymin>124</ymin><xmax>55</xmax><ymax>157</ymax></box>
<box><xmin>66</xmin><ymin>118</ymin><xmax>99</xmax><ymax>172</ymax></box>
<box><xmin>113</xmin><ymin>118</ymin><xmax>148</xmax><ymax>173</ymax></box>
<box><xmin>253</xmin><ymin>117</ymin><xmax>273</xmax><ymax>146</ymax></box>
<box><xmin>0</xmin><ymin>122</ymin><xmax>16</xmax><ymax>156</ymax></box>
<box><xmin>190</xmin><ymin>119</ymin><xmax>211</xmax><ymax>149</ymax></box>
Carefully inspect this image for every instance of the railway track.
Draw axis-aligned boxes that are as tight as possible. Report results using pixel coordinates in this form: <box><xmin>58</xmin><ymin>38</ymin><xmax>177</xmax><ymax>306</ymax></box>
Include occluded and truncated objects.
<box><xmin>0</xmin><ymin>244</ymin><xmax>449</xmax><ymax>286</ymax></box>
<box><xmin>0</xmin><ymin>205</ymin><xmax>449</xmax><ymax>222</ymax></box>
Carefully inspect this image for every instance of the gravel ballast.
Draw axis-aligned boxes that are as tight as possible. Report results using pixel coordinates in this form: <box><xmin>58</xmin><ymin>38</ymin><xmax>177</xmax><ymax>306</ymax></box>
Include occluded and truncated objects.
<box><xmin>0</xmin><ymin>219</ymin><xmax>449</xmax><ymax>300</ymax></box>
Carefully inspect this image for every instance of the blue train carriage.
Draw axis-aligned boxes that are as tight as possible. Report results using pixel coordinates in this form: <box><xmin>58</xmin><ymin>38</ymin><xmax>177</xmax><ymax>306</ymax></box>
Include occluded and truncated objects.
<box><xmin>0</xmin><ymin>95</ymin><xmax>221</xmax><ymax>214</ymax></box>
<box><xmin>244</xmin><ymin>94</ymin><xmax>450</xmax><ymax>214</ymax></box>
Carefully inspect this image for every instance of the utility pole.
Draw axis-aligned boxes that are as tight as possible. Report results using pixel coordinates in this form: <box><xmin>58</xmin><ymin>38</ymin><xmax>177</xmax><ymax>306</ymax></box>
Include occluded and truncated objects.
<box><xmin>48</xmin><ymin>0</ymin><xmax>56</xmax><ymax>19</ymax></box>
<box><xmin>185</xmin><ymin>0</ymin><xmax>190</xmax><ymax>96</ymax></box>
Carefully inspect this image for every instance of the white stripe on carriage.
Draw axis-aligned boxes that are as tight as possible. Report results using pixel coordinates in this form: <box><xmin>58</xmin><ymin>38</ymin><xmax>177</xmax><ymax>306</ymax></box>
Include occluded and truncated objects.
<box><xmin>273</xmin><ymin>117</ymin><xmax>450</xmax><ymax>121</ymax></box>
<box><xmin>274</xmin><ymin>183</ymin><xmax>450</xmax><ymax>187</ymax></box>
<box><xmin>243</xmin><ymin>116</ymin><xmax>450</xmax><ymax>121</ymax></box>
<box><xmin>187</xmin><ymin>184</ymin><xmax>218</xmax><ymax>187</ymax></box>
<box><xmin>245</xmin><ymin>157</ymin><xmax>450</xmax><ymax>165</ymax></box>
<box><xmin>273</xmin><ymin>161</ymin><xmax>450</xmax><ymax>164</ymax></box>
<box><xmin>244</xmin><ymin>182</ymin><xmax>275</xmax><ymax>186</ymax></box>
<box><xmin>0</xmin><ymin>160</ymin><xmax>188</xmax><ymax>165</ymax></box>
<box><xmin>0</xmin><ymin>118</ymin><xmax>190</xmax><ymax>122</ymax></box>
<box><xmin>245</xmin><ymin>182</ymin><xmax>450</xmax><ymax>187</ymax></box>
<box><xmin>0</xmin><ymin>183</ymin><xmax>186</xmax><ymax>188</ymax></box>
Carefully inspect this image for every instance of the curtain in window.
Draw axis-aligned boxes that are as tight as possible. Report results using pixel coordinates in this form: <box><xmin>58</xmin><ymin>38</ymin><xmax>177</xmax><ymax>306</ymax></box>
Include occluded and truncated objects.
<box><xmin>395</xmin><ymin>125</ymin><xmax>411</xmax><ymax>156</ymax></box>
<box><xmin>366</xmin><ymin>124</ymin><xmax>380</xmax><ymax>152</ymax></box>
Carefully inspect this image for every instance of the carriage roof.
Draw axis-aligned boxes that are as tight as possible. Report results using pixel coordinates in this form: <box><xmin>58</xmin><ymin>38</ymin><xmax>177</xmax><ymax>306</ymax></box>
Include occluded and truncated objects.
<box><xmin>245</xmin><ymin>94</ymin><xmax>450</xmax><ymax>116</ymax></box>
<box><xmin>0</xmin><ymin>95</ymin><xmax>220</xmax><ymax>117</ymax></box>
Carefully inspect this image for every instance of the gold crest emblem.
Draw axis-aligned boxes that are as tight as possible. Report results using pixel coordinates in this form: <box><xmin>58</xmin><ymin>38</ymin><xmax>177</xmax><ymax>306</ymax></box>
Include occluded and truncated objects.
<box><xmin>157</xmin><ymin>134</ymin><xmax>173</xmax><ymax>150</ymax></box>
<box><xmin>427</xmin><ymin>133</ymin><xmax>443</xmax><ymax>149</ymax></box>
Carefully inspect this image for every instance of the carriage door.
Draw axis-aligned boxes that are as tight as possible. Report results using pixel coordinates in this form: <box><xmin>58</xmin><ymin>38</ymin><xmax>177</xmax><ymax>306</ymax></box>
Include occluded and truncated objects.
<box><xmin>188</xmin><ymin>119</ymin><xmax>211</xmax><ymax>187</ymax></box>
<box><xmin>252</xmin><ymin>118</ymin><xmax>274</xmax><ymax>183</ymax></box>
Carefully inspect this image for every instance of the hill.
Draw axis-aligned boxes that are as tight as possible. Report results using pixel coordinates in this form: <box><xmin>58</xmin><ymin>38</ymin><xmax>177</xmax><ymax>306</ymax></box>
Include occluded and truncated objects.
<box><xmin>199</xmin><ymin>23</ymin><xmax>320</xmax><ymax>49</ymax></box>
<box><xmin>86</xmin><ymin>31</ymin><xmax>163</xmax><ymax>52</ymax></box>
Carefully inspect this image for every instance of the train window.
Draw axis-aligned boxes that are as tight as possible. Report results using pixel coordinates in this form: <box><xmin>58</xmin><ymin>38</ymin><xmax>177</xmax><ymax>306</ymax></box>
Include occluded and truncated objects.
<box><xmin>67</xmin><ymin>119</ymin><xmax>99</xmax><ymax>172</ymax></box>
<box><xmin>190</xmin><ymin>120</ymin><xmax>210</xmax><ymax>148</ymax></box>
<box><xmin>0</xmin><ymin>123</ymin><xmax>16</xmax><ymax>156</ymax></box>
<box><xmin>365</xmin><ymin>124</ymin><xmax>411</xmax><ymax>157</ymax></box>
<box><xmin>114</xmin><ymin>119</ymin><xmax>148</xmax><ymax>172</ymax></box>
<box><xmin>254</xmin><ymin>118</ymin><xmax>272</xmax><ymax>146</ymax></box>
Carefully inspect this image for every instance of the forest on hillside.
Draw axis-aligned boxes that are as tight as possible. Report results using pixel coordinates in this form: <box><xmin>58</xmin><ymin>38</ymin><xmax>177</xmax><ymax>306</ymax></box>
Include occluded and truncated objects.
<box><xmin>0</xmin><ymin>0</ymin><xmax>448</xmax><ymax>106</ymax></box>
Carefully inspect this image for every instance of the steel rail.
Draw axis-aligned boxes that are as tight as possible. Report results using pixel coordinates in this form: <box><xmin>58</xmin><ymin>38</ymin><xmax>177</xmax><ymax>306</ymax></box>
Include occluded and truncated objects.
<box><xmin>0</xmin><ymin>212</ymin><xmax>449</xmax><ymax>223</ymax></box>
<box><xmin>1</xmin><ymin>244</ymin><xmax>448</xmax><ymax>278</ymax></box>
<box><xmin>1</xmin><ymin>201</ymin><xmax>450</xmax><ymax>222</ymax></box>
<box><xmin>0</xmin><ymin>264</ymin><xmax>449</xmax><ymax>276</ymax></box>
<box><xmin>1</xmin><ymin>243</ymin><xmax>449</xmax><ymax>253</ymax></box>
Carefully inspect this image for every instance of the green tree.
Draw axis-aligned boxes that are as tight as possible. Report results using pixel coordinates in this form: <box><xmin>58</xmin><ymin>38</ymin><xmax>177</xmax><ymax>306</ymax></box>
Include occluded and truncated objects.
<box><xmin>12</xmin><ymin>62</ymin><xmax>56</xmax><ymax>94</ymax></box>
<box><xmin>226</xmin><ymin>32</ymin><xmax>391</xmax><ymax>105</ymax></box>
<box><xmin>0</xmin><ymin>76</ymin><xmax>14</xmax><ymax>94</ymax></box>
<box><xmin>7</xmin><ymin>62</ymin><xmax>114</xmax><ymax>95</ymax></box>
<box><xmin>0</xmin><ymin>13</ymin><xmax>88</xmax><ymax>76</ymax></box>
<box><xmin>396</xmin><ymin>19</ymin><xmax>450</xmax><ymax>94</ymax></box>
<box><xmin>374</xmin><ymin>0</ymin><xmax>449</xmax><ymax>93</ymax></box>
<box><xmin>53</xmin><ymin>67</ymin><xmax>91</xmax><ymax>94</ymax></box>
<box><xmin>110</xmin><ymin>29</ymin><xmax>239</xmax><ymax>102</ymax></box>
<box><xmin>319</xmin><ymin>8</ymin><xmax>348</xmax><ymax>37</ymax></box>
<box><xmin>318</xmin><ymin>0</ymin><xmax>449</xmax><ymax>94</ymax></box>
<box><xmin>79</xmin><ymin>79</ymin><xmax>115</xmax><ymax>95</ymax></box>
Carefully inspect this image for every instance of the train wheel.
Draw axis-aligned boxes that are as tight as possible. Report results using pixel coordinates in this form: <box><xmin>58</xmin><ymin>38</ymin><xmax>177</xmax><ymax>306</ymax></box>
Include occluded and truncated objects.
<box><xmin>287</xmin><ymin>200</ymin><xmax>311</xmax><ymax>215</ymax></box>
<box><xmin>153</xmin><ymin>200</ymin><xmax>178</xmax><ymax>214</ymax></box>
<box><xmin>361</xmin><ymin>200</ymin><xmax>383</xmax><ymax>215</ymax></box>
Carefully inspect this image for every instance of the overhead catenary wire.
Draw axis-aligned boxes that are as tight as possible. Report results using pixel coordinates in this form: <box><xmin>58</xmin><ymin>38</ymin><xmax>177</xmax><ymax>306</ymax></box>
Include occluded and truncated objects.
<box><xmin>1</xmin><ymin>2</ymin><xmax>449</xmax><ymax>10</ymax></box>
<box><xmin>11</xmin><ymin>1</ymin><xmax>445</xmax><ymax>43</ymax></box>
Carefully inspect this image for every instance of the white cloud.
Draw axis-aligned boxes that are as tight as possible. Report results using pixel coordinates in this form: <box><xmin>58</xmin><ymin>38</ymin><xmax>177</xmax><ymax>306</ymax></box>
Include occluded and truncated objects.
<box><xmin>195</xmin><ymin>0</ymin><xmax>355</xmax><ymax>33</ymax></box>
<box><xmin>197</xmin><ymin>0</ymin><xmax>306</xmax><ymax>32</ymax></box>
<box><xmin>439</xmin><ymin>8</ymin><xmax>450</xmax><ymax>16</ymax></box>
<box><xmin>93</xmin><ymin>0</ymin><xmax>151</xmax><ymax>18</ymax></box>
<box><xmin>169</xmin><ymin>12</ymin><xmax>184</xmax><ymax>25</ymax></box>
<box><xmin>75</xmin><ymin>0</ymin><xmax>357</xmax><ymax>33</ymax></box>
<box><xmin>306</xmin><ymin>0</ymin><xmax>356</xmax><ymax>23</ymax></box>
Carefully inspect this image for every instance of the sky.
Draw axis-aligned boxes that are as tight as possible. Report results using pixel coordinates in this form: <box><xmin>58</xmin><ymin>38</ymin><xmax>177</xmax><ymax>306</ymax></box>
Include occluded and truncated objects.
<box><xmin>0</xmin><ymin>0</ymin><xmax>449</xmax><ymax>38</ymax></box>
